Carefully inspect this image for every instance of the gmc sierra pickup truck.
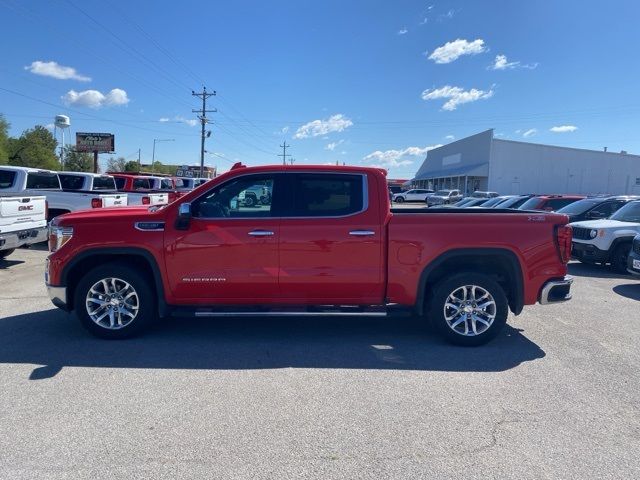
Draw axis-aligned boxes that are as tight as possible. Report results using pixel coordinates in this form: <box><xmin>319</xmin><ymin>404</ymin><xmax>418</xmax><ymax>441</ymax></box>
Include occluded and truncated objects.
<box><xmin>0</xmin><ymin>194</ymin><xmax>47</xmax><ymax>258</ymax></box>
<box><xmin>0</xmin><ymin>166</ymin><xmax>127</xmax><ymax>220</ymax></box>
<box><xmin>110</xmin><ymin>173</ymin><xmax>171</xmax><ymax>206</ymax></box>
<box><xmin>46</xmin><ymin>164</ymin><xmax>573</xmax><ymax>345</ymax></box>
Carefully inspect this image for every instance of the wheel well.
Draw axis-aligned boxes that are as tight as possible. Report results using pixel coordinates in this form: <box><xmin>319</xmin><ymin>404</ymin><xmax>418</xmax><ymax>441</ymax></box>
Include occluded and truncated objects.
<box><xmin>48</xmin><ymin>209</ymin><xmax>70</xmax><ymax>221</ymax></box>
<box><xmin>65</xmin><ymin>254</ymin><xmax>156</xmax><ymax>311</ymax></box>
<box><xmin>417</xmin><ymin>250</ymin><xmax>524</xmax><ymax>316</ymax></box>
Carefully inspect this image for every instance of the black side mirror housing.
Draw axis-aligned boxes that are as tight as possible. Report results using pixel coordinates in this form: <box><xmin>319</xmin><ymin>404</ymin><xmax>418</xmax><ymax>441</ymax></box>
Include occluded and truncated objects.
<box><xmin>175</xmin><ymin>202</ymin><xmax>192</xmax><ymax>230</ymax></box>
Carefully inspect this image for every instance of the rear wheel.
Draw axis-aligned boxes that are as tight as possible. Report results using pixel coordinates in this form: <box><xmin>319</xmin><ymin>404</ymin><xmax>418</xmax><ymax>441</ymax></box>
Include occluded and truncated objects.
<box><xmin>610</xmin><ymin>243</ymin><xmax>631</xmax><ymax>274</ymax></box>
<box><xmin>0</xmin><ymin>249</ymin><xmax>15</xmax><ymax>260</ymax></box>
<box><xmin>74</xmin><ymin>263</ymin><xmax>156</xmax><ymax>339</ymax></box>
<box><xmin>428</xmin><ymin>273</ymin><xmax>508</xmax><ymax>346</ymax></box>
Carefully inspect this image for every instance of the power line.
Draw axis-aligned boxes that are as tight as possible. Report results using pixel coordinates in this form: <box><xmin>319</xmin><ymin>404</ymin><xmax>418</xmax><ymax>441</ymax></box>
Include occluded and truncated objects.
<box><xmin>192</xmin><ymin>87</ymin><xmax>217</xmax><ymax>177</ymax></box>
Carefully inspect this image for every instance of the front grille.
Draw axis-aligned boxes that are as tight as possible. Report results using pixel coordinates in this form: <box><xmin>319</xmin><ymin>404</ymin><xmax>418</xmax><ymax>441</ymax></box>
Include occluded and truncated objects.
<box><xmin>633</xmin><ymin>238</ymin><xmax>640</xmax><ymax>255</ymax></box>
<box><xmin>572</xmin><ymin>227</ymin><xmax>591</xmax><ymax>240</ymax></box>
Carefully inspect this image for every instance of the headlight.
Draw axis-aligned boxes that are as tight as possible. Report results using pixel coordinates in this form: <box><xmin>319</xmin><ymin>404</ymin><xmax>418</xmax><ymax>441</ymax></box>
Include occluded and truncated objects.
<box><xmin>48</xmin><ymin>226</ymin><xmax>73</xmax><ymax>252</ymax></box>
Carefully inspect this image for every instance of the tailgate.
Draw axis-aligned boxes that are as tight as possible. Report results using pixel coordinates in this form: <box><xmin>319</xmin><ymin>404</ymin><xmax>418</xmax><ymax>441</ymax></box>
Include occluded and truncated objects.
<box><xmin>148</xmin><ymin>193</ymin><xmax>169</xmax><ymax>205</ymax></box>
<box><xmin>100</xmin><ymin>194</ymin><xmax>128</xmax><ymax>208</ymax></box>
<box><xmin>0</xmin><ymin>196</ymin><xmax>47</xmax><ymax>230</ymax></box>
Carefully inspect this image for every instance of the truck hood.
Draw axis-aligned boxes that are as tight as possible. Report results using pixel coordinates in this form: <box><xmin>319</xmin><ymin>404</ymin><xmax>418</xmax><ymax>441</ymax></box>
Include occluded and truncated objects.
<box><xmin>570</xmin><ymin>219</ymin><xmax>640</xmax><ymax>229</ymax></box>
<box><xmin>54</xmin><ymin>206</ymin><xmax>155</xmax><ymax>224</ymax></box>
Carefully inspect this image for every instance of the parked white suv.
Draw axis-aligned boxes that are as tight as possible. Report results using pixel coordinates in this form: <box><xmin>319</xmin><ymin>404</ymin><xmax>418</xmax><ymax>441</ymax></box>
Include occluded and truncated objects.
<box><xmin>392</xmin><ymin>189</ymin><xmax>434</xmax><ymax>203</ymax></box>
<box><xmin>570</xmin><ymin>199</ymin><xmax>640</xmax><ymax>273</ymax></box>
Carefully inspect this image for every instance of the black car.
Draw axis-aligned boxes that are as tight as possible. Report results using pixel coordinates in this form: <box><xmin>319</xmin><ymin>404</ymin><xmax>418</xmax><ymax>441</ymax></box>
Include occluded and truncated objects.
<box><xmin>556</xmin><ymin>196</ymin><xmax>639</xmax><ymax>223</ymax></box>
<box><xmin>628</xmin><ymin>234</ymin><xmax>640</xmax><ymax>275</ymax></box>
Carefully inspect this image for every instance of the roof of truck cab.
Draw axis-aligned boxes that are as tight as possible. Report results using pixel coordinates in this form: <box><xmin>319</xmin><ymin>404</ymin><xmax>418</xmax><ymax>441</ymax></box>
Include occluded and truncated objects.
<box><xmin>221</xmin><ymin>164</ymin><xmax>388</xmax><ymax>176</ymax></box>
<box><xmin>0</xmin><ymin>165</ymin><xmax>57</xmax><ymax>174</ymax></box>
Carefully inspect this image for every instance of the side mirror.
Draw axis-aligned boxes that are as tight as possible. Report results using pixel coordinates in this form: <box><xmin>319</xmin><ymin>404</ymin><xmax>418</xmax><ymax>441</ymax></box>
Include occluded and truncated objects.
<box><xmin>587</xmin><ymin>211</ymin><xmax>604</xmax><ymax>219</ymax></box>
<box><xmin>175</xmin><ymin>202</ymin><xmax>192</xmax><ymax>230</ymax></box>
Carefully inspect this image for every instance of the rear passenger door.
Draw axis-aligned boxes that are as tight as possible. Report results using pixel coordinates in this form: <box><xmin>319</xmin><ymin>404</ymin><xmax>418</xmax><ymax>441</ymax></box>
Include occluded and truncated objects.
<box><xmin>278</xmin><ymin>172</ymin><xmax>384</xmax><ymax>304</ymax></box>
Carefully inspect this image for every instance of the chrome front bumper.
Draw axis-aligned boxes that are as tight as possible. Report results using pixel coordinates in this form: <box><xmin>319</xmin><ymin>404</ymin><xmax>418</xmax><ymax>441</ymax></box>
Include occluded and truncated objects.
<box><xmin>47</xmin><ymin>285</ymin><xmax>69</xmax><ymax>311</ymax></box>
<box><xmin>0</xmin><ymin>226</ymin><xmax>48</xmax><ymax>251</ymax></box>
<box><xmin>539</xmin><ymin>275</ymin><xmax>573</xmax><ymax>305</ymax></box>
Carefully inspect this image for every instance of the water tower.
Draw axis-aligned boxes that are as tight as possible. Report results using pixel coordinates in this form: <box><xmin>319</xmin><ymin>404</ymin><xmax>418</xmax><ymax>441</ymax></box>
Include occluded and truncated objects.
<box><xmin>54</xmin><ymin>115</ymin><xmax>70</xmax><ymax>170</ymax></box>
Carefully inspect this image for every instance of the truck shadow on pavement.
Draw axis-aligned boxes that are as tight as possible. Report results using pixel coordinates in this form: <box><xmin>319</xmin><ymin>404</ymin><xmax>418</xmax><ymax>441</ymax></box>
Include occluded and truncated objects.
<box><xmin>612</xmin><ymin>284</ymin><xmax>640</xmax><ymax>301</ymax></box>
<box><xmin>0</xmin><ymin>309</ymin><xmax>545</xmax><ymax>380</ymax></box>
<box><xmin>567</xmin><ymin>262</ymin><xmax>630</xmax><ymax>280</ymax></box>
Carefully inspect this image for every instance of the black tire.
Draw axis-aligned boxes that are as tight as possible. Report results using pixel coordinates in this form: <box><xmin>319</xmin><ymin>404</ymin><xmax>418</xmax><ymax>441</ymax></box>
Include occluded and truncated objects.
<box><xmin>428</xmin><ymin>272</ymin><xmax>508</xmax><ymax>346</ymax></box>
<box><xmin>244</xmin><ymin>194</ymin><xmax>256</xmax><ymax>208</ymax></box>
<box><xmin>610</xmin><ymin>243</ymin><xmax>631</xmax><ymax>274</ymax></box>
<box><xmin>73</xmin><ymin>263</ymin><xmax>156</xmax><ymax>339</ymax></box>
<box><xmin>395</xmin><ymin>196</ymin><xmax>405</xmax><ymax>203</ymax></box>
<box><xmin>0</xmin><ymin>249</ymin><xmax>15</xmax><ymax>260</ymax></box>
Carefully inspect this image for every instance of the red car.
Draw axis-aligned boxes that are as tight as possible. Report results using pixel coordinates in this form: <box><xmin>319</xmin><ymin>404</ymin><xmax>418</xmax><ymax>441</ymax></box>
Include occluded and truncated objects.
<box><xmin>518</xmin><ymin>195</ymin><xmax>585</xmax><ymax>212</ymax></box>
<box><xmin>110</xmin><ymin>173</ymin><xmax>183</xmax><ymax>204</ymax></box>
<box><xmin>46</xmin><ymin>164</ymin><xmax>573</xmax><ymax>346</ymax></box>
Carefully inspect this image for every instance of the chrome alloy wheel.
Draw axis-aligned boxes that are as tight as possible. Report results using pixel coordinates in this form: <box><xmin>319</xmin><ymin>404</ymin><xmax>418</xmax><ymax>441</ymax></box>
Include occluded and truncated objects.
<box><xmin>85</xmin><ymin>277</ymin><xmax>140</xmax><ymax>330</ymax></box>
<box><xmin>443</xmin><ymin>285</ymin><xmax>497</xmax><ymax>336</ymax></box>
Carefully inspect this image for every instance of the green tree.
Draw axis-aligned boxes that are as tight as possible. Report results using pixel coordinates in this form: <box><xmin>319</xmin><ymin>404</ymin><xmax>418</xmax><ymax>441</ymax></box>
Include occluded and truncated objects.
<box><xmin>124</xmin><ymin>160</ymin><xmax>139</xmax><ymax>172</ymax></box>
<box><xmin>0</xmin><ymin>114</ymin><xmax>9</xmax><ymax>164</ymax></box>
<box><xmin>8</xmin><ymin>125</ymin><xmax>59</xmax><ymax>170</ymax></box>
<box><xmin>106</xmin><ymin>156</ymin><xmax>127</xmax><ymax>172</ymax></box>
<box><xmin>63</xmin><ymin>146</ymin><xmax>94</xmax><ymax>172</ymax></box>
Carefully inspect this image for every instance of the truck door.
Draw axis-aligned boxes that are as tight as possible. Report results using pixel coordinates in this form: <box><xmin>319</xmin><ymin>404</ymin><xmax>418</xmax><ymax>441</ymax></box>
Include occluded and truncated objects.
<box><xmin>278</xmin><ymin>172</ymin><xmax>384</xmax><ymax>304</ymax></box>
<box><xmin>164</xmin><ymin>173</ymin><xmax>283</xmax><ymax>302</ymax></box>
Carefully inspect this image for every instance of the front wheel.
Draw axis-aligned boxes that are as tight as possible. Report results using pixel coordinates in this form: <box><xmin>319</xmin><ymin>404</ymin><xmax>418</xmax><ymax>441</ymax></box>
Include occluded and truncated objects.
<box><xmin>74</xmin><ymin>263</ymin><xmax>156</xmax><ymax>339</ymax></box>
<box><xmin>395</xmin><ymin>196</ymin><xmax>404</xmax><ymax>203</ymax></box>
<box><xmin>610</xmin><ymin>244</ymin><xmax>631</xmax><ymax>274</ymax></box>
<box><xmin>428</xmin><ymin>273</ymin><xmax>508</xmax><ymax>346</ymax></box>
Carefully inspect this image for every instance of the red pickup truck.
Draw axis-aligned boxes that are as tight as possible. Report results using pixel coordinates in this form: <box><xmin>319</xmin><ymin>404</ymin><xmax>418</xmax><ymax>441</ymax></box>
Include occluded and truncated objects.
<box><xmin>46</xmin><ymin>164</ymin><xmax>573</xmax><ymax>346</ymax></box>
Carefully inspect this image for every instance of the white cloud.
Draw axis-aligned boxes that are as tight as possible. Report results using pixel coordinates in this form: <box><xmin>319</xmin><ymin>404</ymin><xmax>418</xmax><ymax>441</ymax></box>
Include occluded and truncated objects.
<box><xmin>281</xmin><ymin>126</ymin><xmax>289</xmax><ymax>134</ymax></box>
<box><xmin>489</xmin><ymin>54</ymin><xmax>538</xmax><ymax>70</ymax></box>
<box><xmin>398</xmin><ymin>27</ymin><xmax>408</xmax><ymax>35</ymax></box>
<box><xmin>421</xmin><ymin>85</ymin><xmax>494</xmax><ymax>111</ymax></box>
<box><xmin>550</xmin><ymin>125</ymin><xmax>578</xmax><ymax>133</ymax></box>
<box><xmin>294</xmin><ymin>114</ymin><xmax>353</xmax><ymax>139</ymax></box>
<box><xmin>158</xmin><ymin>117</ymin><xmax>170</xmax><ymax>122</ymax></box>
<box><xmin>363</xmin><ymin>144</ymin><xmax>442</xmax><ymax>168</ymax></box>
<box><xmin>44</xmin><ymin>123</ymin><xmax>55</xmax><ymax>131</ymax></box>
<box><xmin>428</xmin><ymin>38</ymin><xmax>485</xmax><ymax>64</ymax></box>
<box><xmin>25</xmin><ymin>60</ymin><xmax>91</xmax><ymax>82</ymax></box>
<box><xmin>445</xmin><ymin>134</ymin><xmax>455</xmax><ymax>140</ymax></box>
<box><xmin>522</xmin><ymin>128</ymin><xmax>537</xmax><ymax>138</ymax></box>
<box><xmin>438</xmin><ymin>9</ymin><xmax>456</xmax><ymax>21</ymax></box>
<box><xmin>62</xmin><ymin>88</ymin><xmax>129</xmax><ymax>108</ymax></box>
<box><xmin>175</xmin><ymin>115</ymin><xmax>197</xmax><ymax>127</ymax></box>
<box><xmin>325</xmin><ymin>140</ymin><xmax>344</xmax><ymax>151</ymax></box>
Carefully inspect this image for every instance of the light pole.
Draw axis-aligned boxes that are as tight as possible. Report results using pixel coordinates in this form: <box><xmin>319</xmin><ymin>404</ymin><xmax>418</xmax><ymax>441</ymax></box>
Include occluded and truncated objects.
<box><xmin>151</xmin><ymin>138</ymin><xmax>174</xmax><ymax>172</ymax></box>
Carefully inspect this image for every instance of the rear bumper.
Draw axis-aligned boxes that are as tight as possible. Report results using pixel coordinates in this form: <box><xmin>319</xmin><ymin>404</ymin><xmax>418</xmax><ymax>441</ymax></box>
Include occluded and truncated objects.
<box><xmin>47</xmin><ymin>284</ymin><xmax>70</xmax><ymax>311</ymax></box>
<box><xmin>0</xmin><ymin>226</ymin><xmax>48</xmax><ymax>251</ymax></box>
<box><xmin>571</xmin><ymin>241</ymin><xmax>609</xmax><ymax>263</ymax></box>
<box><xmin>539</xmin><ymin>275</ymin><xmax>573</xmax><ymax>305</ymax></box>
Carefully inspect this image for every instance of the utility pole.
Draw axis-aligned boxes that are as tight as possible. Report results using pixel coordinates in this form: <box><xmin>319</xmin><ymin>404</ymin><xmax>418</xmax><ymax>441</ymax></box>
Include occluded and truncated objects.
<box><xmin>279</xmin><ymin>141</ymin><xmax>291</xmax><ymax>165</ymax></box>
<box><xmin>192</xmin><ymin>87</ymin><xmax>216</xmax><ymax>177</ymax></box>
<box><xmin>137</xmin><ymin>149</ymin><xmax>141</xmax><ymax>171</ymax></box>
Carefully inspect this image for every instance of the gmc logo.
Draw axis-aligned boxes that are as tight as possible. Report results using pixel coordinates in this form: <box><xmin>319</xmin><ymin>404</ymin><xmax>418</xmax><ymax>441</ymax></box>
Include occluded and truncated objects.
<box><xmin>18</xmin><ymin>205</ymin><xmax>34</xmax><ymax>211</ymax></box>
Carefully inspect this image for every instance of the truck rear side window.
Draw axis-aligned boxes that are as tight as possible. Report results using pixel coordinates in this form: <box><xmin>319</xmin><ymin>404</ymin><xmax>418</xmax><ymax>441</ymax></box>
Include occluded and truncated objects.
<box><xmin>291</xmin><ymin>174</ymin><xmax>364</xmax><ymax>217</ymax></box>
<box><xmin>0</xmin><ymin>170</ymin><xmax>16</xmax><ymax>189</ymax></box>
<box><xmin>26</xmin><ymin>172</ymin><xmax>60</xmax><ymax>189</ymax></box>
<box><xmin>93</xmin><ymin>176</ymin><xmax>116</xmax><ymax>190</ymax></box>
<box><xmin>114</xmin><ymin>178</ymin><xmax>126</xmax><ymax>190</ymax></box>
<box><xmin>133</xmin><ymin>178</ymin><xmax>152</xmax><ymax>190</ymax></box>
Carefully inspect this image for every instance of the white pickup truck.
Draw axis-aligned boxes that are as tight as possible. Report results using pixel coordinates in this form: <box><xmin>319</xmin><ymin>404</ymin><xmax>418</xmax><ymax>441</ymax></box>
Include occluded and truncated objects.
<box><xmin>0</xmin><ymin>166</ymin><xmax>127</xmax><ymax>220</ymax></box>
<box><xmin>0</xmin><ymin>194</ymin><xmax>48</xmax><ymax>259</ymax></box>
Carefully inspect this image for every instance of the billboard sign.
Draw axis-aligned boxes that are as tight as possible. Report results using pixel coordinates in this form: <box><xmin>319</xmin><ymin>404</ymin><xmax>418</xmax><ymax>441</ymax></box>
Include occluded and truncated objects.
<box><xmin>76</xmin><ymin>132</ymin><xmax>115</xmax><ymax>153</ymax></box>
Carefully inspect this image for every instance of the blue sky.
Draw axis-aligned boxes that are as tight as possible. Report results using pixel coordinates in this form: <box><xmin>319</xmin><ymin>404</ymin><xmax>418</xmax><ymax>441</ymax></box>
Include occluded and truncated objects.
<box><xmin>1</xmin><ymin>0</ymin><xmax>639</xmax><ymax>178</ymax></box>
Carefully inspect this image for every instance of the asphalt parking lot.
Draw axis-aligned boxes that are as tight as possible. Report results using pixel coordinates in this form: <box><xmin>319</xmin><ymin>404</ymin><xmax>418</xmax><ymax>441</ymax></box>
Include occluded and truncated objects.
<box><xmin>1</xmin><ymin>246</ymin><xmax>639</xmax><ymax>479</ymax></box>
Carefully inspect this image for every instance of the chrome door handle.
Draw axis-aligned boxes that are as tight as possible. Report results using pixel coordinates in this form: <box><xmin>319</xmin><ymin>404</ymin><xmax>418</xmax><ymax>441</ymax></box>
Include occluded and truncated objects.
<box><xmin>349</xmin><ymin>230</ymin><xmax>375</xmax><ymax>236</ymax></box>
<box><xmin>248</xmin><ymin>230</ymin><xmax>274</xmax><ymax>236</ymax></box>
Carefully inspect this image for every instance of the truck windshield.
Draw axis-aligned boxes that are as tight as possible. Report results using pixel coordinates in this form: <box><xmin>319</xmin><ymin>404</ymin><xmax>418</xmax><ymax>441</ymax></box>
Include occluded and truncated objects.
<box><xmin>93</xmin><ymin>176</ymin><xmax>116</xmax><ymax>190</ymax></box>
<box><xmin>26</xmin><ymin>172</ymin><xmax>61</xmax><ymax>190</ymax></box>
<box><xmin>435</xmin><ymin>190</ymin><xmax>451</xmax><ymax>196</ymax></box>
<box><xmin>518</xmin><ymin>197</ymin><xmax>543</xmax><ymax>210</ymax></box>
<box><xmin>609</xmin><ymin>201</ymin><xmax>640</xmax><ymax>223</ymax></box>
<box><xmin>556</xmin><ymin>199</ymin><xmax>601</xmax><ymax>215</ymax></box>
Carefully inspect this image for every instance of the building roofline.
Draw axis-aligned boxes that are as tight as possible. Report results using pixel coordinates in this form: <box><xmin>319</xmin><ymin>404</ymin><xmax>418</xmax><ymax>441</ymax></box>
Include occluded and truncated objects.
<box><xmin>493</xmin><ymin>138</ymin><xmax>640</xmax><ymax>159</ymax></box>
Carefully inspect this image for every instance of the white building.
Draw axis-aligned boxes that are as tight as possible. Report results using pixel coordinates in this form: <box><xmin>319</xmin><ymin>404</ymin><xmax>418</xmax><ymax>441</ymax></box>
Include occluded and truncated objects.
<box><xmin>412</xmin><ymin>129</ymin><xmax>640</xmax><ymax>196</ymax></box>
